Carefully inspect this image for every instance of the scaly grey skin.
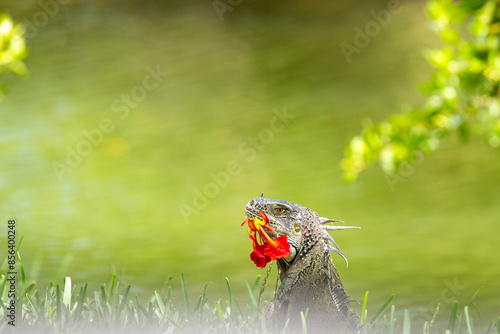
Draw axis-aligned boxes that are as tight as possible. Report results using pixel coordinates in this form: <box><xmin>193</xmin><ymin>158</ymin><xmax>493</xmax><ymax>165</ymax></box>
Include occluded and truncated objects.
<box><xmin>244</xmin><ymin>195</ymin><xmax>366</xmax><ymax>334</ymax></box>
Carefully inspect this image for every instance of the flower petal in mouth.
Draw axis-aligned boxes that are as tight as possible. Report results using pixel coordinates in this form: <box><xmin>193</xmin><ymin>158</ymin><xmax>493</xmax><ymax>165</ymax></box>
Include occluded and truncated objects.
<box><xmin>241</xmin><ymin>211</ymin><xmax>290</xmax><ymax>268</ymax></box>
<box><xmin>263</xmin><ymin>235</ymin><xmax>289</xmax><ymax>259</ymax></box>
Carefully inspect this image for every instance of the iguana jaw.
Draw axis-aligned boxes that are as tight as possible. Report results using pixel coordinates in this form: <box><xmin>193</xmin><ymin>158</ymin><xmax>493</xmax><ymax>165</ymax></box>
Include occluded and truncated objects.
<box><xmin>245</xmin><ymin>198</ymin><xmax>304</xmax><ymax>265</ymax></box>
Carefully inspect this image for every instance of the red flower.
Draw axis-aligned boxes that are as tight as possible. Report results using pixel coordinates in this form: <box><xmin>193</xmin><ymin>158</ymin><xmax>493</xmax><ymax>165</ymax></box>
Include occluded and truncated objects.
<box><xmin>250</xmin><ymin>248</ymin><xmax>270</xmax><ymax>268</ymax></box>
<box><xmin>248</xmin><ymin>233</ymin><xmax>270</xmax><ymax>268</ymax></box>
<box><xmin>263</xmin><ymin>235</ymin><xmax>290</xmax><ymax>259</ymax></box>
<box><xmin>242</xmin><ymin>211</ymin><xmax>290</xmax><ymax>268</ymax></box>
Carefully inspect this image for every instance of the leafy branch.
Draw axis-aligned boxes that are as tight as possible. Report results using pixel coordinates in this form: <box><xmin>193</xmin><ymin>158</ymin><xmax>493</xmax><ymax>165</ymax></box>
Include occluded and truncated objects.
<box><xmin>0</xmin><ymin>12</ymin><xmax>27</xmax><ymax>101</ymax></box>
<box><xmin>342</xmin><ymin>0</ymin><xmax>500</xmax><ymax>181</ymax></box>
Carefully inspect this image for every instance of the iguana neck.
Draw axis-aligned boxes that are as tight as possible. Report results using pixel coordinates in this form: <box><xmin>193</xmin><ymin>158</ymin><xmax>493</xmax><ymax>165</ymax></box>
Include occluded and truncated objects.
<box><xmin>274</xmin><ymin>208</ymin><xmax>362</xmax><ymax>333</ymax></box>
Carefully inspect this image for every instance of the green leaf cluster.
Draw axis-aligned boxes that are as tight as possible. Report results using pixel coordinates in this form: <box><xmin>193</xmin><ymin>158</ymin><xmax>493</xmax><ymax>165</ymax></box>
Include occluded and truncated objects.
<box><xmin>0</xmin><ymin>12</ymin><xmax>27</xmax><ymax>101</ymax></box>
<box><xmin>342</xmin><ymin>0</ymin><xmax>500</xmax><ymax>181</ymax></box>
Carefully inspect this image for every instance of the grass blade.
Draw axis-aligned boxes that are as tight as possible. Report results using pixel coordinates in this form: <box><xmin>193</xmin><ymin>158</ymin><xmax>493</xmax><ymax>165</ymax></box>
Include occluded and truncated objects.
<box><xmin>95</xmin><ymin>291</ymin><xmax>103</xmax><ymax>318</ymax></box>
<box><xmin>117</xmin><ymin>284</ymin><xmax>130</xmax><ymax>319</ymax></box>
<box><xmin>423</xmin><ymin>321</ymin><xmax>430</xmax><ymax>334</ymax></box>
<box><xmin>226</xmin><ymin>277</ymin><xmax>233</xmax><ymax>315</ymax></box>
<box><xmin>473</xmin><ymin>304</ymin><xmax>484</xmax><ymax>333</ymax></box>
<box><xmin>180</xmin><ymin>273</ymin><xmax>190</xmax><ymax>316</ymax></box>
<box><xmin>56</xmin><ymin>284</ymin><xmax>62</xmax><ymax>321</ymax></box>
<box><xmin>464</xmin><ymin>306</ymin><xmax>474</xmax><ymax>334</ymax></box>
<box><xmin>457</xmin><ymin>315</ymin><xmax>463</xmax><ymax>334</ymax></box>
<box><xmin>24</xmin><ymin>292</ymin><xmax>40</xmax><ymax>317</ymax></box>
<box><xmin>245</xmin><ymin>281</ymin><xmax>258</xmax><ymax>311</ymax></box>
<box><xmin>135</xmin><ymin>295</ymin><xmax>150</xmax><ymax>320</ymax></box>
<box><xmin>14</xmin><ymin>235</ymin><xmax>24</xmax><ymax>255</ymax></box>
<box><xmin>301</xmin><ymin>311</ymin><xmax>308</xmax><ymax>334</ymax></box>
<box><xmin>369</xmin><ymin>294</ymin><xmax>394</xmax><ymax>326</ymax></box>
<box><xmin>100</xmin><ymin>283</ymin><xmax>107</xmax><ymax>313</ymax></box>
<box><xmin>388</xmin><ymin>305</ymin><xmax>395</xmax><ymax>334</ymax></box>
<box><xmin>485</xmin><ymin>321</ymin><xmax>494</xmax><ymax>334</ymax></box>
<box><xmin>361</xmin><ymin>291</ymin><xmax>369</xmax><ymax>324</ymax></box>
<box><xmin>25</xmin><ymin>282</ymin><xmax>36</xmax><ymax>294</ymax></box>
<box><xmin>165</xmin><ymin>285</ymin><xmax>172</xmax><ymax>316</ymax></box>
<box><xmin>199</xmin><ymin>283</ymin><xmax>208</xmax><ymax>324</ymax></box>
<box><xmin>0</xmin><ymin>274</ymin><xmax>7</xmax><ymax>300</ymax></box>
<box><xmin>194</xmin><ymin>295</ymin><xmax>202</xmax><ymax>312</ymax></box>
<box><xmin>215</xmin><ymin>302</ymin><xmax>224</xmax><ymax>319</ymax></box>
<box><xmin>63</xmin><ymin>277</ymin><xmax>72</xmax><ymax>309</ymax></box>
<box><xmin>108</xmin><ymin>273</ymin><xmax>118</xmax><ymax>304</ymax></box>
<box><xmin>403</xmin><ymin>309</ymin><xmax>411</xmax><ymax>334</ymax></box>
<box><xmin>467</xmin><ymin>286</ymin><xmax>483</xmax><ymax>307</ymax></box>
<box><xmin>449</xmin><ymin>301</ymin><xmax>458</xmax><ymax>333</ymax></box>
<box><xmin>16</xmin><ymin>251</ymin><xmax>26</xmax><ymax>296</ymax></box>
<box><xmin>252</xmin><ymin>275</ymin><xmax>261</xmax><ymax>297</ymax></box>
<box><xmin>74</xmin><ymin>283</ymin><xmax>88</xmax><ymax>319</ymax></box>
<box><xmin>155</xmin><ymin>291</ymin><xmax>166</xmax><ymax>317</ymax></box>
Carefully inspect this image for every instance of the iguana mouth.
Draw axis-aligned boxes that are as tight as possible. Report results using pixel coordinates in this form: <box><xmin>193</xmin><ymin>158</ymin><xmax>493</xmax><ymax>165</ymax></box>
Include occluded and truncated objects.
<box><xmin>245</xmin><ymin>209</ymin><xmax>283</xmax><ymax>237</ymax></box>
<box><xmin>241</xmin><ymin>211</ymin><xmax>291</xmax><ymax>268</ymax></box>
<box><xmin>244</xmin><ymin>207</ymin><xmax>258</xmax><ymax>219</ymax></box>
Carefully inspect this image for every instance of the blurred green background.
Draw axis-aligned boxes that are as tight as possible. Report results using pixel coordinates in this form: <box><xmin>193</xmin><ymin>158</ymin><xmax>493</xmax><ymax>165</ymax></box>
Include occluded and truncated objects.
<box><xmin>1</xmin><ymin>0</ymin><xmax>499</xmax><ymax>325</ymax></box>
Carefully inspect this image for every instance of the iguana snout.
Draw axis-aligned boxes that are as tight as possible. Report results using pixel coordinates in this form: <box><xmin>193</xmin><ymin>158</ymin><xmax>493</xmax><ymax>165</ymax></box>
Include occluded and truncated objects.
<box><xmin>244</xmin><ymin>196</ymin><xmax>305</xmax><ymax>266</ymax></box>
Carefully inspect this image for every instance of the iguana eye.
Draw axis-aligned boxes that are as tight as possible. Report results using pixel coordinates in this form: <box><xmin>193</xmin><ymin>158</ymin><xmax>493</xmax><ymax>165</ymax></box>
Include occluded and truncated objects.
<box><xmin>275</xmin><ymin>207</ymin><xmax>285</xmax><ymax>213</ymax></box>
<box><xmin>293</xmin><ymin>223</ymin><xmax>300</xmax><ymax>233</ymax></box>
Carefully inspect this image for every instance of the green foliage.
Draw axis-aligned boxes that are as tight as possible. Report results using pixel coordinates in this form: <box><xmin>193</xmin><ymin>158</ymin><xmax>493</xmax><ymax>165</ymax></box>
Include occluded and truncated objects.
<box><xmin>342</xmin><ymin>0</ymin><xmax>500</xmax><ymax>181</ymax></box>
<box><xmin>2</xmin><ymin>273</ymin><xmax>499</xmax><ymax>334</ymax></box>
<box><xmin>0</xmin><ymin>12</ymin><xmax>27</xmax><ymax>101</ymax></box>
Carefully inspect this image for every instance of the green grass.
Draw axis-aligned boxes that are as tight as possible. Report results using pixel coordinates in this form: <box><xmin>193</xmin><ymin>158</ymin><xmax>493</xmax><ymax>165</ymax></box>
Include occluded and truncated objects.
<box><xmin>1</xmin><ymin>274</ymin><xmax>499</xmax><ymax>333</ymax></box>
<box><xmin>1</xmin><ymin>250</ymin><xmax>499</xmax><ymax>333</ymax></box>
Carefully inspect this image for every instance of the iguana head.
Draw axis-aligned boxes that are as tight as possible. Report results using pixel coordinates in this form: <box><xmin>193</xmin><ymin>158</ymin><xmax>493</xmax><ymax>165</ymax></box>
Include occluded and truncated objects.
<box><xmin>243</xmin><ymin>195</ymin><xmax>359</xmax><ymax>270</ymax></box>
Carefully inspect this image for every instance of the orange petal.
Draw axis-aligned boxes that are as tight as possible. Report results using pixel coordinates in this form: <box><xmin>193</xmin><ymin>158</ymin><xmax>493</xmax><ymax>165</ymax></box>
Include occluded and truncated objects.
<box><xmin>258</xmin><ymin>211</ymin><xmax>269</xmax><ymax>223</ymax></box>
<box><xmin>263</xmin><ymin>235</ymin><xmax>290</xmax><ymax>260</ymax></box>
<box><xmin>258</xmin><ymin>227</ymin><xmax>277</xmax><ymax>247</ymax></box>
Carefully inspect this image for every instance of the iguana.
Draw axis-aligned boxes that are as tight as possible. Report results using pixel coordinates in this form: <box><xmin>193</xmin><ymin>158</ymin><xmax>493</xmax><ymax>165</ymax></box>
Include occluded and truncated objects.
<box><xmin>242</xmin><ymin>196</ymin><xmax>366</xmax><ymax>334</ymax></box>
